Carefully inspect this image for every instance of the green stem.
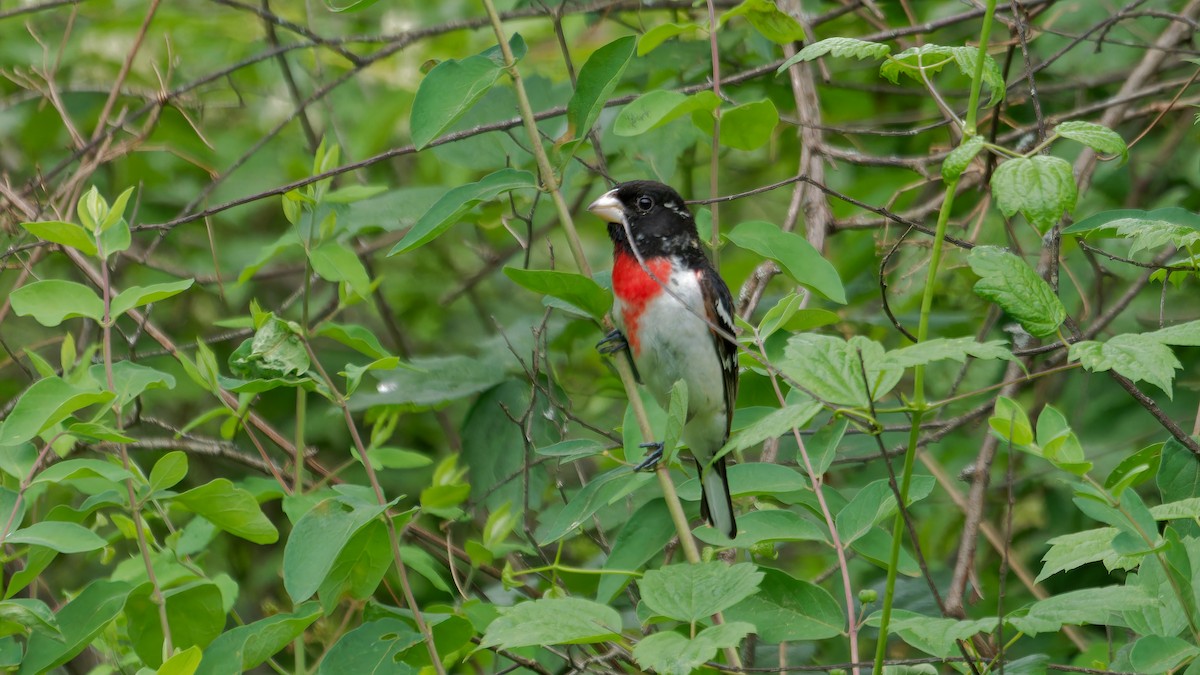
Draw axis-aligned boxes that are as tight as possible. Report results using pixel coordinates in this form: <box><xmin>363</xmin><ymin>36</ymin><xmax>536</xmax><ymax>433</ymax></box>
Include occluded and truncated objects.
<box><xmin>875</xmin><ymin>4</ymin><xmax>997</xmax><ymax>671</ymax></box>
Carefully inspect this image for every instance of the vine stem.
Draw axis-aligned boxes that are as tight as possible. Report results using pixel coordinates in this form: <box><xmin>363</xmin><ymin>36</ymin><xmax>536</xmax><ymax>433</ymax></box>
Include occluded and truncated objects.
<box><xmin>874</xmin><ymin>2</ymin><xmax>997</xmax><ymax>671</ymax></box>
<box><xmin>478</xmin><ymin>1</ymin><xmax>738</xmax><ymax>668</ymax></box>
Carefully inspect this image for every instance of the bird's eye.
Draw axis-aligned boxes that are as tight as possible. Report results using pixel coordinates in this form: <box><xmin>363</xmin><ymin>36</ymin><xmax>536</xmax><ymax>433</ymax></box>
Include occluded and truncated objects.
<box><xmin>636</xmin><ymin>195</ymin><xmax>654</xmax><ymax>212</ymax></box>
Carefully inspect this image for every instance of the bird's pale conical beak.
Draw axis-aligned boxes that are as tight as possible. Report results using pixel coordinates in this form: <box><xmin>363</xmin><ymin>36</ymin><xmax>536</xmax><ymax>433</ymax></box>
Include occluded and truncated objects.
<box><xmin>587</xmin><ymin>189</ymin><xmax>623</xmax><ymax>224</ymax></box>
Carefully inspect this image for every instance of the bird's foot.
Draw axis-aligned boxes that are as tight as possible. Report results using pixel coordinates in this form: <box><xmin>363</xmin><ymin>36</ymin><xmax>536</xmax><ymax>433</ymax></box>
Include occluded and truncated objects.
<box><xmin>596</xmin><ymin>328</ymin><xmax>629</xmax><ymax>355</ymax></box>
<box><xmin>633</xmin><ymin>442</ymin><xmax>664</xmax><ymax>471</ymax></box>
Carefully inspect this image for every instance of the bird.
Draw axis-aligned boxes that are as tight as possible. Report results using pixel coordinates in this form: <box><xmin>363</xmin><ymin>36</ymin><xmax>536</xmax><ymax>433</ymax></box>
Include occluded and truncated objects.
<box><xmin>588</xmin><ymin>180</ymin><xmax>739</xmax><ymax>538</ymax></box>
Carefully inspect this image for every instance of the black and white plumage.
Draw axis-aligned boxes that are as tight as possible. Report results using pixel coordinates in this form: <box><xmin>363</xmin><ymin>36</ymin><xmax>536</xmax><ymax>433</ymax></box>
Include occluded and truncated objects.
<box><xmin>588</xmin><ymin>180</ymin><xmax>739</xmax><ymax>538</ymax></box>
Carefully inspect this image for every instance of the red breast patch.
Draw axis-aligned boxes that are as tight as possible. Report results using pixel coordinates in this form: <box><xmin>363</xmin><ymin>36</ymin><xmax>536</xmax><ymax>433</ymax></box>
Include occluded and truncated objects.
<box><xmin>612</xmin><ymin>253</ymin><xmax>671</xmax><ymax>355</ymax></box>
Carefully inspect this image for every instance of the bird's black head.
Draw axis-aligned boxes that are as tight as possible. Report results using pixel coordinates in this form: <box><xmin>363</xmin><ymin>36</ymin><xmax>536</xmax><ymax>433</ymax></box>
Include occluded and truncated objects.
<box><xmin>587</xmin><ymin>180</ymin><xmax>702</xmax><ymax>259</ymax></box>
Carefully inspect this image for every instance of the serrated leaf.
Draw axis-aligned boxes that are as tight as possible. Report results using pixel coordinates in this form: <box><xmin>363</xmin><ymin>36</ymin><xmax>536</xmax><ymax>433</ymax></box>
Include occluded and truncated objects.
<box><xmin>480</xmin><ymin>598</ymin><xmax>621</xmax><ymax>649</ymax></box>
<box><xmin>692</xmin><ymin>99</ymin><xmax>778</xmax><ymax>151</ymax></box>
<box><xmin>638</xmin><ymin>22</ymin><xmax>702</xmax><ymax>56</ymax></box>
<box><xmin>1037</xmin><ymin>527</ymin><xmax>1119</xmax><ymax>582</ymax></box>
<box><xmin>1055</xmin><ymin>120</ymin><xmax>1128</xmax><ymax>163</ymax></box>
<box><xmin>727</xmin><ymin>221</ymin><xmax>845</xmax><ymax>303</ymax></box>
<box><xmin>879</xmin><ymin>44</ymin><xmax>1003</xmax><ymax>105</ymax></box>
<box><xmin>633</xmin><ymin>622</ymin><xmax>754</xmax><ymax>675</ymax></box>
<box><xmin>942</xmin><ymin>135</ymin><xmax>984</xmax><ymax>181</ymax></box>
<box><xmin>720</xmin><ymin>0</ymin><xmax>804</xmax><ymax>44</ymax></box>
<box><xmin>1009</xmin><ymin>586</ymin><xmax>1153</xmax><ymax>635</ymax></box>
<box><xmin>20</xmin><ymin>221</ymin><xmax>98</xmax><ymax>256</ymax></box>
<box><xmin>990</xmin><ymin>155</ymin><xmax>1077</xmax><ymax>231</ymax></box>
<box><xmin>597</xmin><ymin>500</ymin><xmax>675</xmax><ymax>602</ymax></box>
<box><xmin>614</xmin><ymin>90</ymin><xmax>720</xmax><ymax>136</ymax></box>
<box><xmin>1111</xmin><ymin>217</ymin><xmax>1200</xmax><ymax>256</ymax></box>
<box><xmin>780</xmin><ymin>334</ymin><xmax>902</xmax><ymax>407</ymax></box>
<box><xmin>389</xmin><ymin>169</ymin><xmax>536</xmax><ymax>255</ymax></box>
<box><xmin>10</xmin><ymin>280</ymin><xmax>104</xmax><ymax>326</ymax></box>
<box><xmin>1063</xmin><ymin>207</ymin><xmax>1200</xmax><ymax>236</ymax></box>
<box><xmin>503</xmin><ymin>267</ymin><xmax>611</xmax><ymax>322</ymax></box>
<box><xmin>1068</xmin><ymin>334</ymin><xmax>1181</xmax><ymax>397</ymax></box>
<box><xmin>882</xmin><ymin>337</ymin><xmax>1016</xmax><ymax>369</ymax></box>
<box><xmin>568</xmin><ymin>36</ymin><xmax>635</xmax><ymax>140</ymax></box>
<box><xmin>110</xmin><ymin>278</ymin><xmax>194</xmax><ymax>317</ymax></box>
<box><xmin>1145</xmin><ymin>319</ymin><xmax>1200</xmax><ymax>346</ymax></box>
<box><xmin>968</xmin><ymin>246</ymin><xmax>1065</xmax><ymax>337</ymax></box>
<box><xmin>777</xmin><ymin>37</ymin><xmax>890</xmax><ymax>72</ymax></box>
<box><xmin>640</xmin><ymin>562</ymin><xmax>763</xmax><ymax>621</ymax></box>
<box><xmin>409</xmin><ymin>35</ymin><xmax>525</xmax><ymax>149</ymax></box>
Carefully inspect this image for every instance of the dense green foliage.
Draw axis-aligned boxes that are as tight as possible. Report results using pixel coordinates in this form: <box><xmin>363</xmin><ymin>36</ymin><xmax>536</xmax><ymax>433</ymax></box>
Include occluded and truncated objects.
<box><xmin>2</xmin><ymin>0</ymin><xmax>1200</xmax><ymax>673</ymax></box>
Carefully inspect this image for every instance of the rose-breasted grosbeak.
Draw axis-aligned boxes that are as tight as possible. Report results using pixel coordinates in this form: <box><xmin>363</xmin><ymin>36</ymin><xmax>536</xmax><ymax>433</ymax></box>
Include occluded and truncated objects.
<box><xmin>588</xmin><ymin>180</ymin><xmax>738</xmax><ymax>538</ymax></box>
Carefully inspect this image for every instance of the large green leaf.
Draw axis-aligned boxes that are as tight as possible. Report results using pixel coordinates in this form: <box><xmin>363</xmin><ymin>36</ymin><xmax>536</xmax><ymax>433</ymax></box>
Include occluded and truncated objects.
<box><xmin>126</xmin><ymin>582</ymin><xmax>226</xmax><ymax>667</ymax></box>
<box><xmin>693</xmin><ymin>99</ymin><xmax>779</xmax><ymax>151</ymax></box>
<box><xmin>780</xmin><ymin>334</ymin><xmax>902</xmax><ymax>407</ymax></box>
<box><xmin>309</xmin><ymin>239</ymin><xmax>372</xmax><ymax>299</ymax></box>
<box><xmin>389</xmin><ymin>169</ymin><xmax>536</xmax><ymax>255</ymax></box>
<box><xmin>990</xmin><ymin>155</ymin><xmax>1077</xmax><ymax>232</ymax></box>
<box><xmin>633</xmin><ymin>622</ymin><xmax>754</xmax><ymax>675</ymax></box>
<box><xmin>614</xmin><ymin>91</ymin><xmax>720</xmax><ymax>136</ymax></box>
<box><xmin>0</xmin><ymin>377</ymin><xmax>113</xmax><ymax>447</ymax></box>
<box><xmin>596</xmin><ymin>499</ymin><xmax>675</xmax><ymax>603</ymax></box>
<box><xmin>726</xmin><ymin>221</ymin><xmax>845</xmax><ymax>303</ymax></box>
<box><xmin>480</xmin><ymin>598</ymin><xmax>622</xmax><ymax>649</ymax></box>
<box><xmin>503</xmin><ymin>267</ymin><xmax>611</xmax><ymax>322</ymax></box>
<box><xmin>174</xmin><ymin>479</ymin><xmax>279</xmax><ymax>544</ymax></box>
<box><xmin>196</xmin><ymin>602</ymin><xmax>322</xmax><ymax>675</ymax></box>
<box><xmin>18</xmin><ymin>580</ymin><xmax>138</xmax><ymax>675</ymax></box>
<box><xmin>109</xmin><ymin>278</ymin><xmax>194</xmax><ymax>317</ymax></box>
<box><xmin>410</xmin><ymin>35</ymin><xmax>526</xmax><ymax>149</ymax></box>
<box><xmin>968</xmin><ymin>246</ymin><xmax>1065</xmax><ymax>338</ymax></box>
<box><xmin>725</xmin><ymin>567</ymin><xmax>842</xmax><ymax>641</ymax></box>
<box><xmin>318</xmin><ymin>619</ymin><xmax>421</xmax><ymax>674</ymax></box>
<box><xmin>639</xmin><ymin>562</ymin><xmax>763</xmax><ymax>622</ymax></box>
<box><xmin>20</xmin><ymin>220</ymin><xmax>97</xmax><ymax>256</ymax></box>
<box><xmin>282</xmin><ymin>496</ymin><xmax>389</xmax><ymax>602</ymax></box>
<box><xmin>6</xmin><ymin>522</ymin><xmax>106</xmax><ymax>553</ymax></box>
<box><xmin>720</xmin><ymin>0</ymin><xmax>804</xmax><ymax>44</ymax></box>
<box><xmin>10</xmin><ymin>280</ymin><xmax>104</xmax><ymax>327</ymax></box>
<box><xmin>1068</xmin><ymin>334</ymin><xmax>1181</xmax><ymax>397</ymax></box>
<box><xmin>567</xmin><ymin>35</ymin><xmax>635</xmax><ymax>139</ymax></box>
<box><xmin>1055</xmin><ymin>120</ymin><xmax>1128</xmax><ymax>163</ymax></box>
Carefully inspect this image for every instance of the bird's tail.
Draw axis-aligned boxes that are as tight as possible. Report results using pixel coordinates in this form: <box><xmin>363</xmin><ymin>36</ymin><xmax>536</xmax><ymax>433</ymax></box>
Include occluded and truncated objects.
<box><xmin>698</xmin><ymin>456</ymin><xmax>736</xmax><ymax>538</ymax></box>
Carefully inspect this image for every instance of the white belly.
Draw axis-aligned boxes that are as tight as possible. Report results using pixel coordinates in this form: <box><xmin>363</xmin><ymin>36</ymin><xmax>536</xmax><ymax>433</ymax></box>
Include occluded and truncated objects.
<box><xmin>617</xmin><ymin>271</ymin><xmax>724</xmax><ymax>422</ymax></box>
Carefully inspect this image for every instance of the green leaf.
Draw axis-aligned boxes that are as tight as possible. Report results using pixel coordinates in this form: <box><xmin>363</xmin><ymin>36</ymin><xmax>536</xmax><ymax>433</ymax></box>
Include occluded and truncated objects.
<box><xmin>100</xmin><ymin>186</ymin><xmax>134</xmax><ymax>233</ymax></box>
<box><xmin>1055</xmin><ymin>120</ymin><xmax>1128</xmax><ymax>163</ymax></box>
<box><xmin>614</xmin><ymin>90</ymin><xmax>721</xmax><ymax>136</ymax></box>
<box><xmin>1129</xmin><ymin>635</ymin><xmax>1200</xmax><ymax>674</ymax></box>
<box><xmin>699</xmin><ymin>509</ymin><xmax>826</xmax><ymax>548</ymax></box>
<box><xmin>1062</xmin><ymin>207</ymin><xmax>1200</xmax><ymax>236</ymax></box>
<box><xmin>309</xmin><ymin>240</ymin><xmax>372</xmax><ymax>299</ymax></box>
<box><xmin>727</xmin><ymin>220</ymin><xmax>846</xmax><ymax>303</ymax></box>
<box><xmin>721</xmin><ymin>0</ymin><xmax>804</xmax><ymax>44</ymax></box>
<box><xmin>228</xmin><ymin>315</ymin><xmax>310</xmax><ymax>380</ymax></box>
<box><xmin>315</xmin><ymin>322</ymin><xmax>391</xmax><ymax>360</ymax></box>
<box><xmin>90</xmin><ymin>360</ymin><xmax>176</xmax><ymax>407</ymax></box>
<box><xmin>722</xmin><ymin>400</ymin><xmax>822</xmax><ymax>455</ymax></box>
<box><xmin>780</xmin><ymin>334</ymin><xmax>902</xmax><ymax>407</ymax></box>
<box><xmin>633</xmin><ymin>622</ymin><xmax>754</xmax><ymax>675</ymax></box>
<box><xmin>989</xmin><ymin>396</ymin><xmax>1034</xmax><ymax>447</ymax></box>
<box><xmin>389</xmin><ymin>168</ymin><xmax>536</xmax><ymax>255</ymax></box>
<box><xmin>1011</xmin><ymin>586</ymin><xmax>1155</xmax><ymax>635</ymax></box>
<box><xmin>693</xmin><ymin>99</ymin><xmax>779</xmax><ymax>151</ymax></box>
<box><xmin>20</xmin><ymin>220</ymin><xmax>97</xmax><ymax>256</ymax></box>
<box><xmin>317</xmin><ymin>519</ymin><xmax>393</xmax><ymax>613</ymax></box>
<box><xmin>409</xmin><ymin>35</ymin><xmax>526</xmax><ymax>149</ymax></box>
<box><xmin>757</xmin><ymin>293</ymin><xmax>837</xmax><ymax>339</ymax></box>
<box><xmin>968</xmin><ymin>246</ymin><xmax>1065</xmax><ymax>337</ymax></box>
<box><xmin>1146</xmin><ymin>319</ymin><xmax>1200</xmax><ymax>346</ymax></box>
<box><xmin>175</xmin><ymin>479</ymin><xmax>279</xmax><ymax>544</ymax></box>
<box><xmin>637</xmin><ymin>22</ymin><xmax>702</xmax><ymax>56</ymax></box>
<box><xmin>1034</xmin><ymin>404</ymin><xmax>1091</xmax><ymax>474</ymax></box>
<box><xmin>352</xmin><ymin>354</ymin><xmax>508</xmax><ymax>411</ymax></box>
<box><xmin>10</xmin><ymin>280</ymin><xmax>104</xmax><ymax>326</ymax></box>
<box><xmin>942</xmin><ymin>134</ymin><xmax>984</xmax><ymax>181</ymax></box>
<box><xmin>480</xmin><ymin>598</ymin><xmax>622</xmax><ymax>649</ymax></box>
<box><xmin>538</xmin><ymin>467</ymin><xmax>654</xmax><ymax>545</ymax></box>
<box><xmin>29</xmin><ymin>458</ymin><xmax>131</xmax><ymax>487</ymax></box>
<box><xmin>865</xmin><ymin>610</ymin><xmax>999</xmax><ymax>659</ymax></box>
<box><xmin>1037</xmin><ymin>527</ymin><xmax>1119</xmax><ymax>582</ymax></box>
<box><xmin>639</xmin><ymin>562</ymin><xmax>763</xmax><ymax>621</ymax></box>
<box><xmin>535</xmin><ymin>439</ymin><xmax>605</xmax><ymax>462</ymax></box>
<box><xmin>18</xmin><ymin>580</ymin><xmax>137</xmax><ymax>675</ymax></box>
<box><xmin>990</xmin><ymin>155</ymin><xmax>1077</xmax><ymax>232</ymax></box>
<box><xmin>77</xmin><ymin>186</ymin><xmax>104</xmax><ymax>232</ymax></box>
<box><xmin>777</xmin><ymin>37</ymin><xmax>890</xmax><ymax>72</ymax></box>
<box><xmin>1105</xmin><ymin>442</ymin><xmax>1161</xmax><ymax>497</ymax></box>
<box><xmin>835</xmin><ymin>476</ymin><xmax>935</xmax><ymax>546</ymax></box>
<box><xmin>110</xmin><ymin>278</ymin><xmax>194</xmax><ymax>317</ymax></box>
<box><xmin>127</xmin><ymin>582</ymin><xmax>226</xmax><ymax>667</ymax></box>
<box><xmin>149</xmin><ymin>451</ymin><xmax>188</xmax><ymax>493</ymax></box>
<box><xmin>1068</xmin><ymin>334</ymin><xmax>1181</xmax><ymax>397</ymax></box>
<box><xmin>318</xmin><ymin>619</ymin><xmax>420</xmax><ymax>674</ymax></box>
<box><xmin>0</xmin><ymin>598</ymin><xmax>58</xmax><ymax>639</ymax></box>
<box><xmin>6</xmin><ymin>522</ymin><xmax>106</xmax><ymax>553</ymax></box>
<box><xmin>324</xmin><ymin>0</ymin><xmax>381</xmax><ymax>12</ymax></box>
<box><xmin>724</xmin><ymin>566</ymin><xmax>842</xmax><ymax>641</ymax></box>
<box><xmin>282</xmin><ymin>496</ymin><xmax>389</xmax><ymax>602</ymax></box>
<box><xmin>196</xmin><ymin>602</ymin><xmax>322</xmax><ymax>675</ymax></box>
<box><xmin>880</xmin><ymin>45</ymin><xmax>1003</xmax><ymax>105</ymax></box>
<box><xmin>0</xmin><ymin>377</ymin><xmax>113</xmax><ymax>447</ymax></box>
<box><xmin>503</xmin><ymin>267</ymin><xmax>611</xmax><ymax>322</ymax></box>
<box><xmin>883</xmin><ymin>337</ymin><xmax>1016</xmax><ymax>368</ymax></box>
<box><xmin>567</xmin><ymin>35</ymin><xmax>635</xmax><ymax>140</ymax></box>
<box><xmin>157</xmin><ymin>646</ymin><xmax>203</xmax><ymax>675</ymax></box>
<box><xmin>597</xmin><ymin>499</ymin><xmax>675</xmax><ymax>603</ymax></box>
